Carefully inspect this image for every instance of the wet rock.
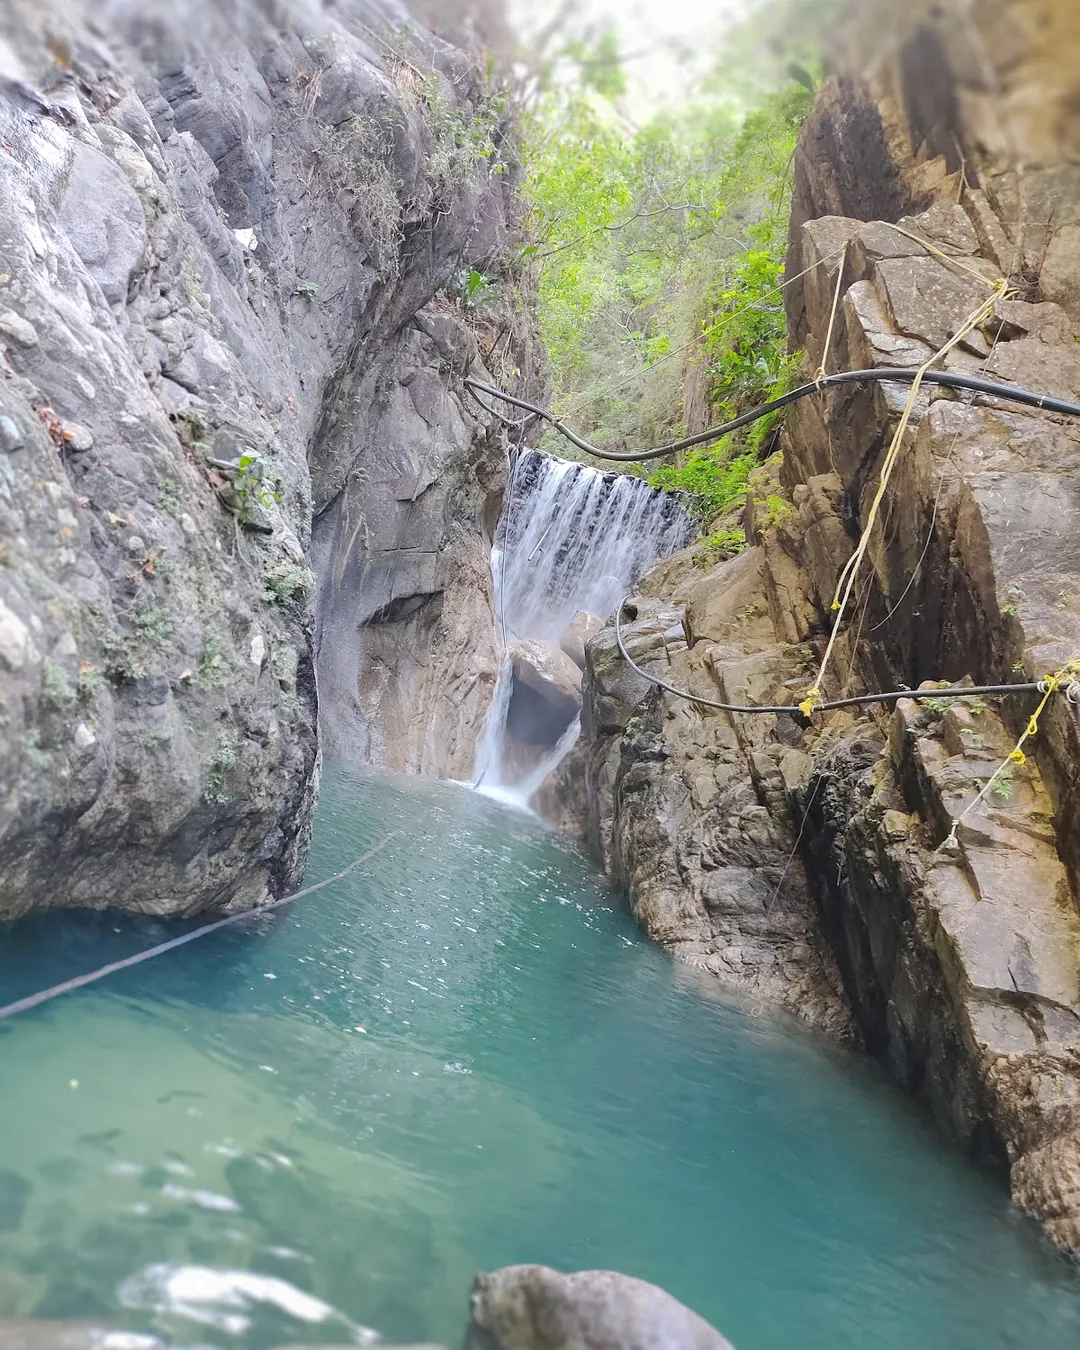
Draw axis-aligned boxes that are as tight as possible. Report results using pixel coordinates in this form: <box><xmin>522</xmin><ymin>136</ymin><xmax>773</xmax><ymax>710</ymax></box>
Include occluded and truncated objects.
<box><xmin>508</xmin><ymin>640</ymin><xmax>582</xmax><ymax>713</ymax></box>
<box><xmin>558</xmin><ymin>611</ymin><xmax>603</xmax><ymax>670</ymax></box>
<box><xmin>531</xmin><ymin>739</ymin><xmax>589</xmax><ymax>844</ymax></box>
<box><xmin>463</xmin><ymin>1265</ymin><xmax>737</xmax><ymax>1350</ymax></box>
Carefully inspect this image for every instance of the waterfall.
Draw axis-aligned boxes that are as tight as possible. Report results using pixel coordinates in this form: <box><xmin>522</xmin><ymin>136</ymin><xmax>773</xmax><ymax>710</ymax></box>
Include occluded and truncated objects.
<box><xmin>471</xmin><ymin>450</ymin><xmax>689</xmax><ymax>803</ymax></box>
<box><xmin>472</xmin><ymin>651</ymin><xmax>514</xmax><ymax>789</ymax></box>
<box><xmin>492</xmin><ymin>450</ymin><xmax>690</xmax><ymax>644</ymax></box>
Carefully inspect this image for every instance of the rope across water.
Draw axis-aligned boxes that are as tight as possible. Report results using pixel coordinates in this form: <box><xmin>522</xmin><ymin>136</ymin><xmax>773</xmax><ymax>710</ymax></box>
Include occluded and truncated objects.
<box><xmin>0</xmin><ymin>830</ymin><xmax>404</xmax><ymax>1021</ymax></box>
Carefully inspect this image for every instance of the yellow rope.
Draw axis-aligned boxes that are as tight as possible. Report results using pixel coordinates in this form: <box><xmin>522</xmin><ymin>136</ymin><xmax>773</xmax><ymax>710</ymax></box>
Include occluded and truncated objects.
<box><xmin>814</xmin><ymin>241</ymin><xmax>848</xmax><ymax>385</ymax></box>
<box><xmin>880</xmin><ymin>221</ymin><xmax>1001</xmax><ymax>291</ymax></box>
<box><xmin>944</xmin><ymin>661</ymin><xmax>1080</xmax><ymax>847</ymax></box>
<box><xmin>798</xmin><ymin>278</ymin><xmax>1009</xmax><ymax>716</ymax></box>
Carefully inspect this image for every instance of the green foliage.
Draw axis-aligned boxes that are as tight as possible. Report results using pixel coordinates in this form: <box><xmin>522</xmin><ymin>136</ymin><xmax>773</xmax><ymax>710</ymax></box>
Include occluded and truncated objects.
<box><xmin>519</xmin><ymin>45</ymin><xmax>813</xmax><ymax>522</ymax></box>
<box><xmin>693</xmin><ymin>525</ymin><xmax>748</xmax><ymax>568</ymax></box>
<box><xmin>264</xmin><ymin>561</ymin><xmax>315</xmax><ymax>610</ymax></box>
<box><xmin>463</xmin><ymin>268</ymin><xmax>495</xmax><ymax>308</ymax></box>
<box><xmin>650</xmin><ymin>445</ymin><xmax>756</xmax><ymax>520</ymax></box>
<box><xmin>204</xmin><ymin>728</ymin><xmax>239</xmax><ymax>805</ymax></box>
<box><xmin>100</xmin><ymin>629</ymin><xmax>143</xmax><ymax>683</ymax></box>
<box><xmin>992</xmin><ymin>765</ymin><xmax>1015</xmax><ymax>801</ymax></box>
<box><xmin>233</xmin><ymin>450</ymin><xmax>280</xmax><ymax>514</ymax></box>
<box><xmin>42</xmin><ymin>657</ymin><xmax>75</xmax><ymax>706</ymax></box>
<box><xmin>157</xmin><ymin>478</ymin><xmax>182</xmax><ymax>518</ymax></box>
<box><xmin>133</xmin><ymin>603</ymin><xmax>173</xmax><ymax>649</ymax></box>
<box><xmin>194</xmin><ymin>636</ymin><xmax>230</xmax><ymax>691</ymax></box>
<box><xmin>76</xmin><ymin>662</ymin><xmax>106</xmax><ymax>703</ymax></box>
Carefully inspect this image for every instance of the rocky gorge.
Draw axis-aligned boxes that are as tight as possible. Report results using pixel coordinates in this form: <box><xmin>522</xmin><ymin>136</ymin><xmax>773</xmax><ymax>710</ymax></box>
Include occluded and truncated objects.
<box><xmin>571</xmin><ymin>0</ymin><xmax>1080</xmax><ymax>1253</ymax></box>
<box><xmin>3</xmin><ymin>0</ymin><xmax>1080</xmax><ymax>1321</ymax></box>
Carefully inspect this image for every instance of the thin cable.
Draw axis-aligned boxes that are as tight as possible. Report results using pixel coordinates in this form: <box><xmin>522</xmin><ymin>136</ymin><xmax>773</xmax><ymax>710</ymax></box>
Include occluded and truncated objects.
<box><xmin>464</xmin><ymin>367</ymin><xmax>1080</xmax><ymax>464</ymax></box>
<box><xmin>814</xmin><ymin>241</ymin><xmax>847</xmax><ymax>384</ymax></box>
<box><xmin>0</xmin><ymin>831</ymin><xmax>404</xmax><ymax>1021</ymax></box>
<box><xmin>614</xmin><ymin>600</ymin><xmax>1041</xmax><ymax>717</ymax></box>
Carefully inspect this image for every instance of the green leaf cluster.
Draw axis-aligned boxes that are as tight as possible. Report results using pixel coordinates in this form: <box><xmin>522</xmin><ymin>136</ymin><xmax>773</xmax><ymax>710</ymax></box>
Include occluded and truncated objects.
<box><xmin>519</xmin><ymin>54</ymin><xmax>814</xmax><ymax>520</ymax></box>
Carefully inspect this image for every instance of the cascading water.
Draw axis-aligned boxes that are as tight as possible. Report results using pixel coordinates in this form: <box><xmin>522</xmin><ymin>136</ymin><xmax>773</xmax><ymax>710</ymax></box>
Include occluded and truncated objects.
<box><xmin>472</xmin><ymin>450</ymin><xmax>689</xmax><ymax>800</ymax></box>
<box><xmin>492</xmin><ymin>450</ymin><xmax>690</xmax><ymax>643</ymax></box>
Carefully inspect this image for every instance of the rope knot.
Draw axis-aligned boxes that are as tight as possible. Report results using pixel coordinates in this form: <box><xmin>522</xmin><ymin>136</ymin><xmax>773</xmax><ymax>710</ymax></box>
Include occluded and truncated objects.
<box><xmin>798</xmin><ymin>687</ymin><xmax>820</xmax><ymax>718</ymax></box>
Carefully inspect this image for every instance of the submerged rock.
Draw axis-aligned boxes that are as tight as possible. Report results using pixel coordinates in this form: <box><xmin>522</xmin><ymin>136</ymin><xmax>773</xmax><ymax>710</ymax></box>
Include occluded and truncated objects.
<box><xmin>463</xmin><ymin>1265</ymin><xmax>736</xmax><ymax>1350</ymax></box>
<box><xmin>0</xmin><ymin>1323</ymin><xmax>160</xmax><ymax>1350</ymax></box>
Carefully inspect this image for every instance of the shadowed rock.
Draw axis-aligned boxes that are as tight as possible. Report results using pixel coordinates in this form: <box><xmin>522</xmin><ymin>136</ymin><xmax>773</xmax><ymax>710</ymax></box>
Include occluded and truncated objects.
<box><xmin>463</xmin><ymin>1265</ymin><xmax>737</xmax><ymax>1350</ymax></box>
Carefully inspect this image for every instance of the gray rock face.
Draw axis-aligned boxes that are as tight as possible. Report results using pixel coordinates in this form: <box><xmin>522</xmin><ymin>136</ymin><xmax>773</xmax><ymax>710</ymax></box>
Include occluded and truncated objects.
<box><xmin>464</xmin><ymin>1265</ymin><xmax>736</xmax><ymax>1350</ymax></box>
<box><xmin>0</xmin><ymin>0</ymin><xmax>531</xmax><ymax>915</ymax></box>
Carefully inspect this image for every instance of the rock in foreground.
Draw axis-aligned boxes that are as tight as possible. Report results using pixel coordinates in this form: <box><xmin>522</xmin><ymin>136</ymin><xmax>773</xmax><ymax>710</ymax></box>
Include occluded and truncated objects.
<box><xmin>464</xmin><ymin>1265</ymin><xmax>736</xmax><ymax>1350</ymax></box>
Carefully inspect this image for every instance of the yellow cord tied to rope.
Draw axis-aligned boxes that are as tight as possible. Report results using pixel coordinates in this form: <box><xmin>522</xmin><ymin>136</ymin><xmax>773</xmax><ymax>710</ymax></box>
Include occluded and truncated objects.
<box><xmin>945</xmin><ymin>660</ymin><xmax>1080</xmax><ymax>845</ymax></box>
<box><xmin>797</xmin><ymin>275</ymin><xmax>1010</xmax><ymax>717</ymax></box>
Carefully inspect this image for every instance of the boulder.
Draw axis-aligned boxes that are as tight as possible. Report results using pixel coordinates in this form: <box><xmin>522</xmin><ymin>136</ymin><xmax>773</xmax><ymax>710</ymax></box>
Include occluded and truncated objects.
<box><xmin>558</xmin><ymin>611</ymin><xmax>604</xmax><ymax>670</ymax></box>
<box><xmin>508</xmin><ymin>640</ymin><xmax>582</xmax><ymax>715</ymax></box>
<box><xmin>463</xmin><ymin>1265</ymin><xmax>737</xmax><ymax>1350</ymax></box>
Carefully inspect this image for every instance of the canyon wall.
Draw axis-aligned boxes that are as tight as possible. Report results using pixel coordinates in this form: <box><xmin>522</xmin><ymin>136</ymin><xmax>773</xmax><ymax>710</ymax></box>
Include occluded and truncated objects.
<box><xmin>0</xmin><ymin>0</ymin><xmax>529</xmax><ymax>919</ymax></box>
<box><xmin>578</xmin><ymin>0</ymin><xmax>1080</xmax><ymax>1247</ymax></box>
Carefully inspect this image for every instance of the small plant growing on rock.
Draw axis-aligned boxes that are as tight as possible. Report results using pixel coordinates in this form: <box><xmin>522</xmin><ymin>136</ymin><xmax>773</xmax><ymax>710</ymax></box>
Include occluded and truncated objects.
<box><xmin>692</xmin><ymin>525</ymin><xmax>747</xmax><ymax>568</ymax></box>
<box><xmin>76</xmin><ymin>661</ymin><xmax>106</xmax><ymax>702</ymax></box>
<box><xmin>203</xmin><ymin>727</ymin><xmax>239</xmax><ymax>805</ymax></box>
<box><xmin>41</xmin><ymin>658</ymin><xmax>75</xmax><ymax>706</ymax></box>
<box><xmin>101</xmin><ymin>630</ymin><xmax>143</xmax><ymax>683</ymax></box>
<box><xmin>194</xmin><ymin>636</ymin><xmax>230</xmax><ymax>690</ymax></box>
<box><xmin>134</xmin><ymin>603</ymin><xmax>173</xmax><ymax>649</ymax></box>
<box><xmin>157</xmin><ymin>479</ymin><xmax>182</xmax><ymax>518</ymax></box>
<box><xmin>992</xmin><ymin>765</ymin><xmax>1015</xmax><ymax>802</ymax></box>
<box><xmin>264</xmin><ymin>561</ymin><xmax>315</xmax><ymax>609</ymax></box>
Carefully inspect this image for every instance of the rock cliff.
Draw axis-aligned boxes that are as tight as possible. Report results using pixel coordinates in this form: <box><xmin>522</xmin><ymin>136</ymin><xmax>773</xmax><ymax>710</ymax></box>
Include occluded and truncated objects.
<box><xmin>0</xmin><ymin>0</ymin><xmax>530</xmax><ymax>918</ymax></box>
<box><xmin>577</xmin><ymin>0</ymin><xmax>1080</xmax><ymax>1247</ymax></box>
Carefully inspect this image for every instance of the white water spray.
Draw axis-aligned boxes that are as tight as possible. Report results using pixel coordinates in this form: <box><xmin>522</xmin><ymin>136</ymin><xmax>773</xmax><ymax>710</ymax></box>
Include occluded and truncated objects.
<box><xmin>493</xmin><ymin>451</ymin><xmax>689</xmax><ymax>643</ymax></box>
<box><xmin>471</xmin><ymin>450</ymin><xmax>688</xmax><ymax>803</ymax></box>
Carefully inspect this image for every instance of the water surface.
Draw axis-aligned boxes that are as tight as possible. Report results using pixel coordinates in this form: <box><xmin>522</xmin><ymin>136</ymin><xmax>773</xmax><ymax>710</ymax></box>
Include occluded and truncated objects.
<box><xmin>1</xmin><ymin>766</ymin><xmax>1078</xmax><ymax>1348</ymax></box>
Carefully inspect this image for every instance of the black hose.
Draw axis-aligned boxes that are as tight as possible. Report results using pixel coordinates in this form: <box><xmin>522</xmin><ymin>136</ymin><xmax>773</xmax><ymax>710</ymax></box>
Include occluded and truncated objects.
<box><xmin>465</xmin><ymin>369</ymin><xmax>1080</xmax><ymax>463</ymax></box>
<box><xmin>614</xmin><ymin>601</ymin><xmax>1044</xmax><ymax>717</ymax></box>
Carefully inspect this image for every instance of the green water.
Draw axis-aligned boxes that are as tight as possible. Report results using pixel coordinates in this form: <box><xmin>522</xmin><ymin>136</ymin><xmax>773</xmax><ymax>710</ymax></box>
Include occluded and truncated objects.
<box><xmin>1</xmin><ymin>766</ymin><xmax>1079</xmax><ymax>1349</ymax></box>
